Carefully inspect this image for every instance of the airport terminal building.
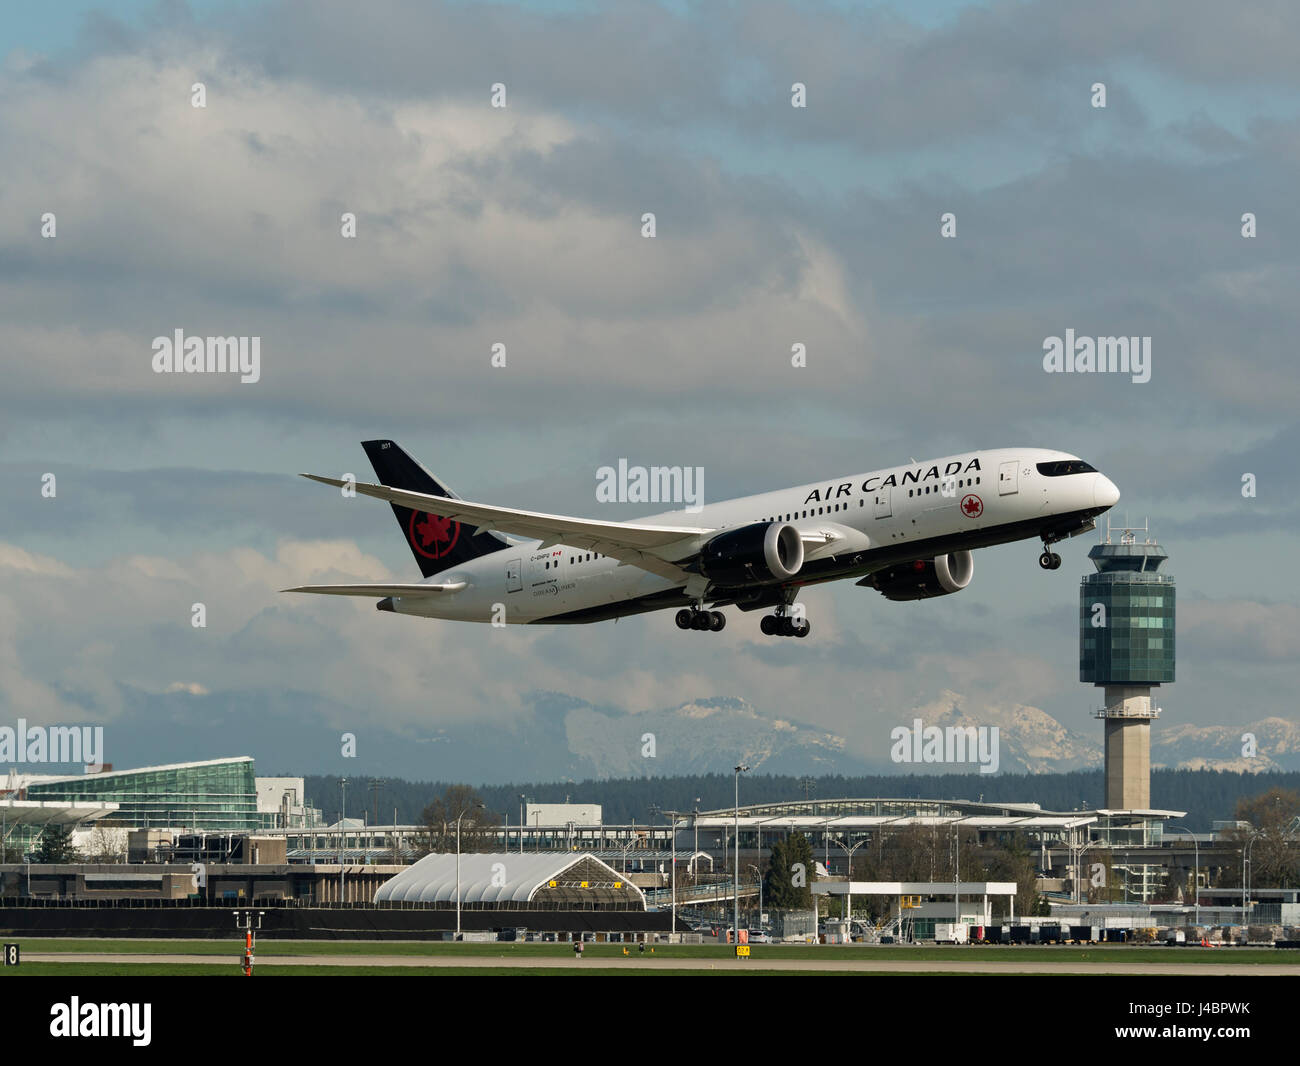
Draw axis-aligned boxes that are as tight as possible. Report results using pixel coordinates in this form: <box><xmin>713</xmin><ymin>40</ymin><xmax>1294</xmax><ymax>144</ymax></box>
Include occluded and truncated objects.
<box><xmin>1</xmin><ymin>757</ymin><xmax>320</xmax><ymax>853</ymax></box>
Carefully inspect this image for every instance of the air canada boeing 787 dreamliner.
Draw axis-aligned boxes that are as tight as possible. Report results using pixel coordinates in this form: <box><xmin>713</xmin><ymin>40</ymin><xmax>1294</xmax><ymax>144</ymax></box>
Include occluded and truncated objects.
<box><xmin>286</xmin><ymin>440</ymin><xmax>1120</xmax><ymax>638</ymax></box>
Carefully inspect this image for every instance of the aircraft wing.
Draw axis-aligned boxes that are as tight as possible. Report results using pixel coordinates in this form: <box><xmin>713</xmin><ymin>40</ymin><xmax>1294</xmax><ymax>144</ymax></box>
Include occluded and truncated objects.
<box><xmin>300</xmin><ymin>474</ymin><xmax>712</xmax><ymax>582</ymax></box>
<box><xmin>283</xmin><ymin>582</ymin><xmax>467</xmax><ymax>597</ymax></box>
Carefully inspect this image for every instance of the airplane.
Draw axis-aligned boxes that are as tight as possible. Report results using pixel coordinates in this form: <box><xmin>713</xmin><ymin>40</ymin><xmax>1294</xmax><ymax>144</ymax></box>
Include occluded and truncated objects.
<box><xmin>285</xmin><ymin>440</ymin><xmax>1120</xmax><ymax>638</ymax></box>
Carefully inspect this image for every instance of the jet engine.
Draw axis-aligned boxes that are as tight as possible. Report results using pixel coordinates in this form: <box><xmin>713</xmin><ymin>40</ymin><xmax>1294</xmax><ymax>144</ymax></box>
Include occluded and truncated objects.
<box><xmin>866</xmin><ymin>550</ymin><xmax>974</xmax><ymax>601</ymax></box>
<box><xmin>700</xmin><ymin>522</ymin><xmax>804</xmax><ymax>585</ymax></box>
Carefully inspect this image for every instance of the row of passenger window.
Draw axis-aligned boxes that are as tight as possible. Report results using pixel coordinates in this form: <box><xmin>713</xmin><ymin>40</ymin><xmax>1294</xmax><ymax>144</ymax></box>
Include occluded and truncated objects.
<box><xmin>754</xmin><ymin>475</ymin><xmax>984</xmax><ymax>521</ymax></box>
<box><xmin>757</xmin><ymin>500</ymin><xmax>857</xmax><ymax>523</ymax></box>
<box><xmin>908</xmin><ymin>476</ymin><xmax>979</xmax><ymax>498</ymax></box>
<box><xmin>542</xmin><ymin>553</ymin><xmax>606</xmax><ymax>570</ymax></box>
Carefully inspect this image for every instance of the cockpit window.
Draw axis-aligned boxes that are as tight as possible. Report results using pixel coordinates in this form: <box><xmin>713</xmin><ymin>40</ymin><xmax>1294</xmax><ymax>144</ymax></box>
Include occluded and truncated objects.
<box><xmin>1036</xmin><ymin>460</ymin><xmax>1097</xmax><ymax>477</ymax></box>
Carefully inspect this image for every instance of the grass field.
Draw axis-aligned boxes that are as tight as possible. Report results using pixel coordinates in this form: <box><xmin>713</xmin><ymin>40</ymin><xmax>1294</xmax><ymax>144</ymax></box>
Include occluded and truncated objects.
<box><xmin>5</xmin><ymin>961</ymin><xmax>866</xmax><ymax>976</ymax></box>
<box><xmin>4</xmin><ymin>938</ymin><xmax>1293</xmax><ymax>968</ymax></box>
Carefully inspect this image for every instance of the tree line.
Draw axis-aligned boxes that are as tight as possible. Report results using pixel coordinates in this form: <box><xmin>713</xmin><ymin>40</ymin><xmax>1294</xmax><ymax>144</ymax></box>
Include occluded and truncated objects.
<box><xmin>304</xmin><ymin>769</ymin><xmax>1300</xmax><ymax>830</ymax></box>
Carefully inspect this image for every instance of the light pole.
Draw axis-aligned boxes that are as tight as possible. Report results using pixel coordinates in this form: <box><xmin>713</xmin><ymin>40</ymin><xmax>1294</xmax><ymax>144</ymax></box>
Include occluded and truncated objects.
<box><xmin>369</xmin><ymin>779</ymin><xmax>382</xmax><ymax>838</ymax></box>
<box><xmin>747</xmin><ymin>864</ymin><xmax>763</xmax><ymax>931</ymax></box>
<box><xmin>455</xmin><ymin>802</ymin><xmax>485</xmax><ymax>940</ymax></box>
<box><xmin>339</xmin><ymin>777</ymin><xmax>347</xmax><ymax>902</ymax></box>
<box><xmin>733</xmin><ymin>763</ymin><xmax>749</xmax><ymax>942</ymax></box>
<box><xmin>799</xmin><ymin>776</ymin><xmax>816</xmax><ymax>808</ymax></box>
<box><xmin>952</xmin><ymin>822</ymin><xmax>962</xmax><ymax>928</ymax></box>
<box><xmin>519</xmin><ymin>795</ymin><xmax>526</xmax><ymax>854</ymax></box>
<box><xmin>664</xmin><ymin>809</ymin><xmax>683</xmax><ymax>940</ymax></box>
<box><xmin>827</xmin><ymin>835</ymin><xmax>867</xmax><ymax>923</ymax></box>
<box><xmin>1169</xmin><ymin>823</ymin><xmax>1200</xmax><ymax>926</ymax></box>
<box><xmin>648</xmin><ymin>804</ymin><xmax>663</xmax><ymax>878</ymax></box>
<box><xmin>1242</xmin><ymin>830</ymin><xmax>1261</xmax><ymax>926</ymax></box>
<box><xmin>1069</xmin><ymin>834</ymin><xmax>1097</xmax><ymax>905</ymax></box>
<box><xmin>692</xmin><ymin>798</ymin><xmax>701</xmax><ymax>874</ymax></box>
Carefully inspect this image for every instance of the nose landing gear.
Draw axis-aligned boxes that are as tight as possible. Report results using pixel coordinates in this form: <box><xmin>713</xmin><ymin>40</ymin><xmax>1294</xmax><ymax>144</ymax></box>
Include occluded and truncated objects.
<box><xmin>1037</xmin><ymin>528</ymin><xmax>1066</xmax><ymax>570</ymax></box>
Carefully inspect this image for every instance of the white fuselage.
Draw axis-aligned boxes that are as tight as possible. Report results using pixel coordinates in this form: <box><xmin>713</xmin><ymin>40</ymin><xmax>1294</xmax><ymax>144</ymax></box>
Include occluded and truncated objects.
<box><xmin>385</xmin><ymin>447</ymin><xmax>1117</xmax><ymax>624</ymax></box>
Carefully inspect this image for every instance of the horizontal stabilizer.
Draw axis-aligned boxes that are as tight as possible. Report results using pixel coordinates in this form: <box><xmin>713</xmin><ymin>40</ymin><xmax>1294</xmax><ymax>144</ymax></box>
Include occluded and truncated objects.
<box><xmin>282</xmin><ymin>582</ymin><xmax>466</xmax><ymax>597</ymax></box>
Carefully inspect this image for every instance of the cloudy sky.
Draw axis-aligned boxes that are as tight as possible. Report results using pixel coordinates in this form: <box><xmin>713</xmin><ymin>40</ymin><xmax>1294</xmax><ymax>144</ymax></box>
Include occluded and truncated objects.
<box><xmin>1</xmin><ymin>0</ymin><xmax>1296</xmax><ymax>780</ymax></box>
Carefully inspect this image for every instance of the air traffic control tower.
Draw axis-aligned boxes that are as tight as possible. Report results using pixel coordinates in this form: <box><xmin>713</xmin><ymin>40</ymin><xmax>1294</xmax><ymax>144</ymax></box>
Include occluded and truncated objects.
<box><xmin>1080</xmin><ymin>522</ymin><xmax>1175</xmax><ymax>810</ymax></box>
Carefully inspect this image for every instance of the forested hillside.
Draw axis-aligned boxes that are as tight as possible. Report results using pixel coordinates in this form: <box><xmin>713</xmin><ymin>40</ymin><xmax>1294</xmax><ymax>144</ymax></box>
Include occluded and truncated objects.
<box><xmin>300</xmin><ymin>769</ymin><xmax>1300</xmax><ymax>830</ymax></box>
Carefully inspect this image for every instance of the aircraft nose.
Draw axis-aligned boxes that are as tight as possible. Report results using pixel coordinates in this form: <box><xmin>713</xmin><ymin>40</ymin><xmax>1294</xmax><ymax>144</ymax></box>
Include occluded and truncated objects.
<box><xmin>1093</xmin><ymin>474</ymin><xmax>1120</xmax><ymax>509</ymax></box>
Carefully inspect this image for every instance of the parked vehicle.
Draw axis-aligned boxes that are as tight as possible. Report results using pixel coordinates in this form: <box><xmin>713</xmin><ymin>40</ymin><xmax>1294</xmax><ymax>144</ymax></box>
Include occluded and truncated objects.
<box><xmin>934</xmin><ymin>922</ymin><xmax>969</xmax><ymax>944</ymax></box>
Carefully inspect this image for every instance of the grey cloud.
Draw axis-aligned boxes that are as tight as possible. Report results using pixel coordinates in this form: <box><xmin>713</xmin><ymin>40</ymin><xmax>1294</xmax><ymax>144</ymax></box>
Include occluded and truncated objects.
<box><xmin>0</xmin><ymin>1</ymin><xmax>1294</xmax><ymax>755</ymax></box>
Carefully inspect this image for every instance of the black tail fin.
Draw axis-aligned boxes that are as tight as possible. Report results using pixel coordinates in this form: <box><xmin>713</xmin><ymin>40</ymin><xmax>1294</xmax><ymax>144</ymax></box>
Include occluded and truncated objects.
<box><xmin>361</xmin><ymin>440</ymin><xmax>508</xmax><ymax>578</ymax></box>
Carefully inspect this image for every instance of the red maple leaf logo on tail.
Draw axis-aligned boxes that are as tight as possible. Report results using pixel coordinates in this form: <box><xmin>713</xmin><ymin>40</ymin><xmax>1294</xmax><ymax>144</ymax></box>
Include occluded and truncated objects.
<box><xmin>408</xmin><ymin>511</ymin><xmax>461</xmax><ymax>559</ymax></box>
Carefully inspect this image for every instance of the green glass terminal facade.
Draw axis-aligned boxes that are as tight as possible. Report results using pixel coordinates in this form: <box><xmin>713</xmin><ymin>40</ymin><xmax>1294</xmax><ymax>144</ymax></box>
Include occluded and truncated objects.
<box><xmin>24</xmin><ymin>757</ymin><xmax>260</xmax><ymax>833</ymax></box>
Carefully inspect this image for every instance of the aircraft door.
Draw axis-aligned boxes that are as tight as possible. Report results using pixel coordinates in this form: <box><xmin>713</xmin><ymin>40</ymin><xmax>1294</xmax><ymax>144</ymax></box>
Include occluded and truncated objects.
<box><xmin>873</xmin><ymin>486</ymin><xmax>892</xmax><ymax>518</ymax></box>
<box><xmin>998</xmin><ymin>460</ymin><xmax>1019</xmax><ymax>496</ymax></box>
<box><xmin>506</xmin><ymin>558</ymin><xmax>522</xmax><ymax>593</ymax></box>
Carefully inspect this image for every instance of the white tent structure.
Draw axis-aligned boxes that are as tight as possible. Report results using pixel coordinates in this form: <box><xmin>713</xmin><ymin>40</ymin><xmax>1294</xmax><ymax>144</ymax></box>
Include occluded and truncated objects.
<box><xmin>374</xmin><ymin>851</ymin><xmax>646</xmax><ymax>909</ymax></box>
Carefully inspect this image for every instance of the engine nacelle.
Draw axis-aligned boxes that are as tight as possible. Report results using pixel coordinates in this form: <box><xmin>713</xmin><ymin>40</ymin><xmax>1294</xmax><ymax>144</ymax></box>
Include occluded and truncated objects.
<box><xmin>700</xmin><ymin>522</ymin><xmax>804</xmax><ymax>585</ymax></box>
<box><xmin>868</xmin><ymin>550</ymin><xmax>974</xmax><ymax>601</ymax></box>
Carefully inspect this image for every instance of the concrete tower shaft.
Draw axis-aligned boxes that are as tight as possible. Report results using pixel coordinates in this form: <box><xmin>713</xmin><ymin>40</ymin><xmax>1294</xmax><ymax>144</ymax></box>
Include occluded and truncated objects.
<box><xmin>1096</xmin><ymin>686</ymin><xmax>1160</xmax><ymax>809</ymax></box>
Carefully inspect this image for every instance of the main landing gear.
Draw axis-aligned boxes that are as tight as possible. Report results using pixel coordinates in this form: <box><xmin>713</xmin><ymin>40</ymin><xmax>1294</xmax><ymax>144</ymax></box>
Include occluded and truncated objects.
<box><xmin>1038</xmin><ymin>538</ymin><xmax>1062</xmax><ymax>570</ymax></box>
<box><xmin>676</xmin><ymin>608</ymin><xmax>726</xmax><ymax>632</ymax></box>
<box><xmin>760</xmin><ymin>607</ymin><xmax>810</xmax><ymax>638</ymax></box>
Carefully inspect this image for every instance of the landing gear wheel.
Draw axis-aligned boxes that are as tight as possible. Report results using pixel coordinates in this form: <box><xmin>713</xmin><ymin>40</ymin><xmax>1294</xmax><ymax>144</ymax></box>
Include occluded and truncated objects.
<box><xmin>675</xmin><ymin>609</ymin><xmax>693</xmax><ymax>630</ymax></box>
<box><xmin>1039</xmin><ymin>551</ymin><xmax>1054</xmax><ymax>570</ymax></box>
<box><xmin>761</xmin><ymin>614</ymin><xmax>808</xmax><ymax>637</ymax></box>
<box><xmin>709</xmin><ymin>611</ymin><xmax>726</xmax><ymax>632</ymax></box>
<box><xmin>691</xmin><ymin>611</ymin><xmax>711</xmax><ymax>630</ymax></box>
<box><xmin>1048</xmin><ymin>552</ymin><xmax>1061</xmax><ymax>569</ymax></box>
